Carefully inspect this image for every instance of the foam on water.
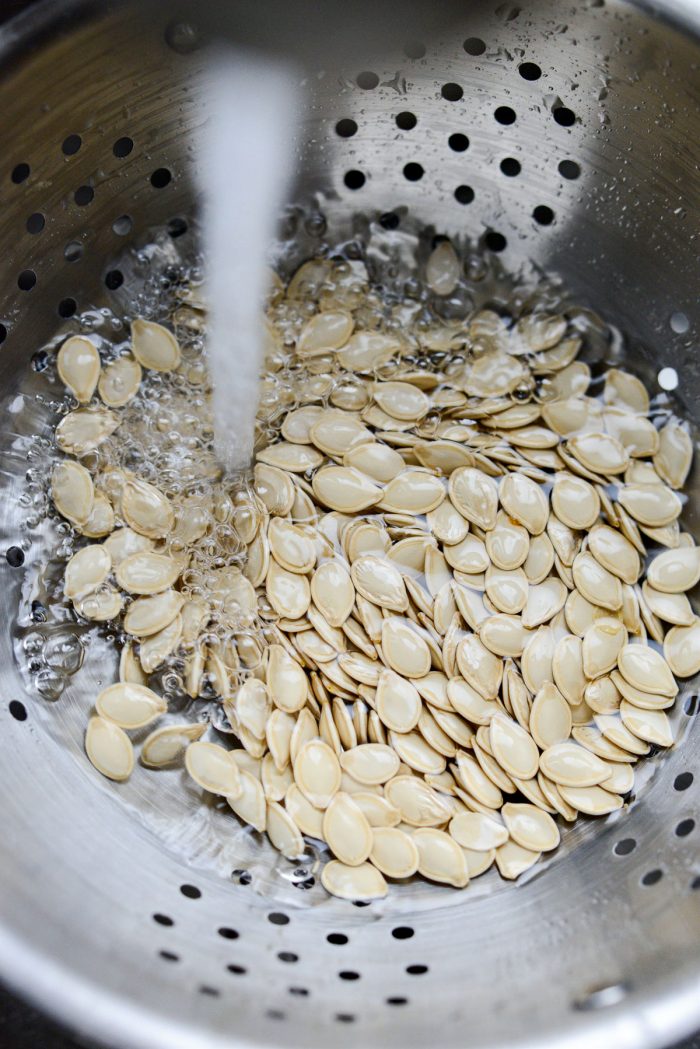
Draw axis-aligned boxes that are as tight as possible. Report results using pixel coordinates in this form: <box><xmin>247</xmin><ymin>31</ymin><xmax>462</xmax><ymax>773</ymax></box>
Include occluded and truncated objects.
<box><xmin>200</xmin><ymin>51</ymin><xmax>301</xmax><ymax>472</ymax></box>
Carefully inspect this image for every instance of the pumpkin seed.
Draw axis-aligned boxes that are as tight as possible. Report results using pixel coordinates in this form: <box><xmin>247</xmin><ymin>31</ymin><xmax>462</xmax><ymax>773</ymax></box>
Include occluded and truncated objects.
<box><xmin>646</xmin><ymin>546</ymin><xmax>700</xmax><ymax>594</ymax></box>
<box><xmin>122</xmin><ymin>478</ymin><xmax>174</xmax><ymax>539</ymax></box>
<box><xmin>426</xmin><ymin>240</ymin><xmax>460</xmax><ymax>295</ymax></box>
<box><xmin>344</xmin><ymin>441</ymin><xmax>405</xmax><ymax>483</ymax></box>
<box><xmin>572</xmin><ymin>551</ymin><xmax>622</xmax><ymax>611</ymax></box>
<box><xmin>323</xmin><ymin>792</ymin><xmax>373</xmax><ymax>865</ymax></box>
<box><xmin>85</xmin><ymin>716</ymin><xmax>134</xmax><ymax>781</ymax></box>
<box><xmin>64</xmin><ymin>544</ymin><xmax>111</xmax><ymax>600</ymax></box>
<box><xmin>539</xmin><ymin>742</ymin><xmax>611</xmax><ymax>787</ymax></box>
<box><xmin>619</xmin><ymin>701</ymin><xmax>674</xmax><ymax>747</ymax></box>
<box><xmin>385</xmin><ymin>775</ymin><xmax>454</xmax><ymax>826</ymax></box>
<box><xmin>582</xmin><ymin>618</ymin><xmax>627</xmax><ymax>679</ymax></box>
<box><xmin>228</xmin><ymin>770</ymin><xmax>267</xmax><ymax>832</ymax></box>
<box><xmin>557</xmin><ymin>783</ymin><xmax>623</xmax><ymax>816</ymax></box>
<box><xmin>502</xmin><ymin>802</ymin><xmax>560</xmax><ymax>852</ymax></box>
<box><xmin>617</xmin><ymin>483</ymin><xmax>682</xmax><ymax>527</ymax></box>
<box><xmin>449</xmin><ymin>810</ymin><xmax>508</xmax><ymax>850</ymax></box>
<box><xmin>57</xmin><ymin>336</ymin><xmax>101</xmax><ymax>402</ymax></box>
<box><xmin>298</xmin><ymin>310</ymin><xmax>354</xmax><ymax>356</ymax></box>
<box><xmin>664</xmin><ymin>618</ymin><xmax>700</xmax><ymax>678</ymax></box>
<box><xmin>116</xmin><ymin>551</ymin><xmax>180</xmax><ymax>594</ymax></box>
<box><xmin>321</xmin><ymin>859</ymin><xmax>387</xmax><ymax>900</ymax></box>
<box><xmin>456</xmin><ymin>634</ymin><xmax>503</xmax><ymax>700</ymax></box>
<box><xmin>617</xmin><ymin>643</ymin><xmax>678</xmax><ymax>697</ymax></box>
<box><xmin>141</xmin><ymin>722</ymin><xmax>207</xmax><ymax>767</ymax></box>
<box><xmin>131</xmin><ymin>319</ymin><xmax>181</xmax><ymax>371</ymax></box>
<box><xmin>139</xmin><ymin>615</ymin><xmax>183</xmax><ymax>673</ymax></box>
<box><xmin>185</xmin><ymin>741</ymin><xmax>242</xmax><ymax>797</ymax></box>
<box><xmin>370</xmin><ymin>826</ymin><xmax>420</xmax><ymax>877</ymax></box>
<box><xmin>98</xmin><ymin>355</ymin><xmax>142</xmax><ymax>407</ymax></box>
<box><xmin>449</xmin><ymin>467</ymin><xmax>498</xmax><ymax>530</ymax></box>
<box><xmin>73</xmin><ymin>586</ymin><xmax>123</xmax><ymax>621</ymax></box>
<box><xmin>56</xmin><ymin>408</ymin><xmax>120</xmax><ymax>456</ymax></box>
<box><xmin>52</xmin><ymin>460</ymin><xmax>94</xmax><ymax>526</ymax></box>
<box><xmin>530</xmin><ymin>682</ymin><xmax>572</xmax><ymax>748</ymax></box>
<box><xmin>266</xmin><ymin>801</ymin><xmax>304</xmax><ymax>858</ymax></box>
<box><xmin>495</xmin><ymin>840</ymin><xmax>541</xmax><ymax>880</ymax></box>
<box><xmin>294</xmin><ymin>739</ymin><xmax>341</xmax><ymax>808</ymax></box>
<box><xmin>654</xmin><ymin>422</ymin><xmax>693</xmax><ymax>489</ymax></box>
<box><xmin>123</xmin><ymin>590</ymin><xmax>184</xmax><ymax>637</ymax></box>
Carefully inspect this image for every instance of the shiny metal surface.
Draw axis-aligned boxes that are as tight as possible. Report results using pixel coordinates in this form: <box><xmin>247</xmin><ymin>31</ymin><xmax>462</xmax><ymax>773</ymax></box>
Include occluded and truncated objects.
<box><xmin>0</xmin><ymin>2</ymin><xmax>698</xmax><ymax>1049</ymax></box>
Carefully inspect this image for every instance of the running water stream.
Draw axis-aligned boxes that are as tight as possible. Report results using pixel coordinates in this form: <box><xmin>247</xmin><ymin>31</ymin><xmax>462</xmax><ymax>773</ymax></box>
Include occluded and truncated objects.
<box><xmin>200</xmin><ymin>52</ymin><xmax>300</xmax><ymax>472</ymax></box>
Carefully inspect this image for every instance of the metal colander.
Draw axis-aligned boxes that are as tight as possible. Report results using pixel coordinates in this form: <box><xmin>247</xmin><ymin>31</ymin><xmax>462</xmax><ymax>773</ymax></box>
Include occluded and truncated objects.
<box><xmin>0</xmin><ymin>1</ymin><xmax>699</xmax><ymax>1048</ymax></box>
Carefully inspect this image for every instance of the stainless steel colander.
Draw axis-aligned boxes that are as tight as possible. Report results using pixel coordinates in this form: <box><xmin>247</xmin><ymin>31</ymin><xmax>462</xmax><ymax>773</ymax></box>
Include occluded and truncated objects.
<box><xmin>0</xmin><ymin>1</ymin><xmax>699</xmax><ymax>1048</ymax></box>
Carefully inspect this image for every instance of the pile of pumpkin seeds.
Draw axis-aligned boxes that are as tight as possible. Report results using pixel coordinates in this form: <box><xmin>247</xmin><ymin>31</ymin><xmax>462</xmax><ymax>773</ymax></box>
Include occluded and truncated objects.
<box><xmin>47</xmin><ymin>239</ymin><xmax>699</xmax><ymax>900</ymax></box>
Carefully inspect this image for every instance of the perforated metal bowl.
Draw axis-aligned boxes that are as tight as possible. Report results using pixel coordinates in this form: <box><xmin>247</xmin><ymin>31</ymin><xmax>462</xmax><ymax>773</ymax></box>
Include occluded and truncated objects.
<box><xmin>0</xmin><ymin>2</ymin><xmax>699</xmax><ymax>1048</ymax></box>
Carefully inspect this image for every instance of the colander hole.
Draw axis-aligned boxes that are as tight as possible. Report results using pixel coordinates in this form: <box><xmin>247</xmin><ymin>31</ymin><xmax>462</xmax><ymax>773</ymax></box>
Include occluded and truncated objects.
<box><xmin>268</xmin><ymin>911</ymin><xmax>289</xmax><ymax>925</ymax></box>
<box><xmin>392</xmin><ymin>926</ymin><xmax>414</xmax><ymax>940</ymax></box>
<box><xmin>335</xmin><ymin>119</ymin><xmax>357</xmax><ymax>138</ymax></box>
<box><xmin>335</xmin><ymin>1014</ymin><xmax>355</xmax><ymax>1024</ymax></box>
<box><xmin>684</xmin><ymin>695</ymin><xmax>699</xmax><ymax>715</ymax></box>
<box><xmin>152</xmin><ymin>913</ymin><xmax>174</xmax><ymax>926</ymax></box>
<box><xmin>404</xmin><ymin>41</ymin><xmax>426</xmax><ymax>59</ymax></box>
<box><xmin>344</xmin><ymin>170</ymin><xmax>365</xmax><ymax>190</ymax></box>
<box><xmin>455</xmin><ymin>185</ymin><xmax>475</xmax><ymax>204</ymax></box>
<box><xmin>74</xmin><ymin>185</ymin><xmax>94</xmax><ymax>206</ymax></box>
<box><xmin>113</xmin><ymin>136</ymin><xmax>134</xmax><ymax>158</ymax></box>
<box><xmin>518</xmin><ymin>62</ymin><xmax>542</xmax><ymax>80</ymax></box>
<box><xmin>112</xmin><ymin>215</ymin><xmax>133</xmax><ymax>236</ymax></box>
<box><xmin>338</xmin><ymin>970</ymin><xmax>360</xmax><ymax>981</ymax></box>
<box><xmin>288</xmin><ymin>986</ymin><xmax>309</xmax><ymax>997</ymax></box>
<box><xmin>265</xmin><ymin>1010</ymin><xmax>285</xmax><ymax>1021</ymax></box>
<box><xmin>533</xmin><ymin>205</ymin><xmax>555</xmax><ymax>225</ymax></box>
<box><xmin>614</xmin><ymin>838</ymin><xmax>636</xmax><ymax>856</ymax></box>
<box><xmin>448</xmin><ymin>133</ymin><xmax>469</xmax><ymax>152</ymax></box>
<box><xmin>441</xmin><ymin>83</ymin><xmax>463</xmax><ymax>101</ymax></box>
<box><xmin>180</xmin><ymin>883</ymin><xmax>201</xmax><ymax>899</ymax></box>
<box><xmin>17</xmin><ymin>270</ymin><xmax>36</xmax><ymax>291</ymax></box>
<box><xmin>692</xmin><ymin>876</ymin><xmax>700</xmax><ymax>891</ymax></box>
<box><xmin>386</xmin><ymin>997</ymin><xmax>408</xmax><ymax>1006</ymax></box>
<box><xmin>484</xmin><ymin>231</ymin><xmax>507</xmax><ymax>252</ymax></box>
<box><xmin>64</xmin><ymin>242</ymin><xmax>82</xmax><ymax>262</ymax></box>
<box><xmin>463</xmin><ymin>37</ymin><xmax>486</xmax><ymax>55</ymax></box>
<box><xmin>6</xmin><ymin>546</ymin><xmax>24</xmax><ymax>567</ymax></box>
<box><xmin>553</xmin><ymin>105</ymin><xmax>576</xmax><ymax>126</ymax></box>
<box><xmin>159</xmin><ymin>950</ymin><xmax>179</xmax><ymax>963</ymax></box>
<box><xmin>352</xmin><ymin>900</ymin><xmax>371</xmax><ymax>907</ymax></box>
<box><xmin>658</xmin><ymin>366</ymin><xmax>678</xmax><ymax>391</ymax></box>
<box><xmin>500</xmin><ymin>157</ymin><xmax>521</xmax><ymax>176</ymax></box>
<box><xmin>151</xmin><ymin>168</ymin><xmax>172</xmax><ymax>188</ymax></box>
<box><xmin>357</xmin><ymin>71</ymin><xmax>379</xmax><ymax>90</ymax></box>
<box><xmin>676</xmin><ymin>819</ymin><xmax>695</xmax><ymax>837</ymax></box>
<box><xmin>217</xmin><ymin>927</ymin><xmax>239</xmax><ymax>940</ymax></box>
<box><xmin>494</xmin><ymin>106</ymin><xmax>516</xmax><ymax>125</ymax></box>
<box><xmin>406</xmin><ymin>965</ymin><xmax>428</xmax><ymax>975</ymax></box>
<box><xmin>58</xmin><ymin>298</ymin><xmax>77</xmax><ymax>318</ymax></box>
<box><xmin>105</xmin><ymin>270</ymin><xmax>124</xmax><ymax>290</ymax></box>
<box><xmin>675</xmin><ymin>773</ymin><xmax>694</xmax><ymax>792</ymax></box>
<box><xmin>379</xmin><ymin>212</ymin><xmax>400</xmax><ymax>230</ymax></box>
<box><xmin>232</xmin><ymin>869</ymin><xmax>251</xmax><ymax>885</ymax></box>
<box><xmin>558</xmin><ymin>159</ymin><xmax>581</xmax><ymax>179</ymax></box>
<box><xmin>31</xmin><ymin>350</ymin><xmax>49</xmax><ymax>371</ymax></box>
<box><xmin>26</xmin><ymin>213</ymin><xmax>45</xmax><ymax>234</ymax></box>
<box><xmin>11</xmin><ymin>162</ymin><xmax>30</xmax><ymax>184</ymax></box>
<box><xmin>227</xmin><ymin>964</ymin><xmax>247</xmax><ymax>975</ymax></box>
<box><xmin>327</xmin><ymin>932</ymin><xmax>348</xmax><ymax>945</ymax></box>
<box><xmin>199</xmin><ymin>986</ymin><xmax>220</xmax><ymax>997</ymax></box>
<box><xmin>277</xmin><ymin>952</ymin><xmax>298</xmax><ymax>963</ymax></box>
<box><xmin>62</xmin><ymin>134</ymin><xmax>82</xmax><ymax>156</ymax></box>
<box><xmin>641</xmin><ymin>869</ymin><xmax>663</xmax><ymax>886</ymax></box>
<box><xmin>0</xmin><ymin>323</ymin><xmax>6</xmax><ymax>343</ymax></box>
<box><xmin>396</xmin><ymin>111</ymin><xmax>417</xmax><ymax>130</ymax></box>
<box><xmin>168</xmin><ymin>217</ymin><xmax>188</xmax><ymax>238</ymax></box>
<box><xmin>9</xmin><ymin>701</ymin><xmax>27</xmax><ymax>721</ymax></box>
<box><xmin>670</xmin><ymin>311</ymin><xmax>690</xmax><ymax>334</ymax></box>
<box><xmin>403</xmin><ymin>163</ymin><xmax>424</xmax><ymax>181</ymax></box>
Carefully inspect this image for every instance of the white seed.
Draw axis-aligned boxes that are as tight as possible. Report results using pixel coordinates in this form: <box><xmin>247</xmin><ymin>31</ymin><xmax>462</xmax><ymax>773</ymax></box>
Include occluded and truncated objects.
<box><xmin>141</xmin><ymin>722</ymin><xmax>206</xmax><ymax>767</ymax></box>
<box><xmin>664</xmin><ymin>618</ymin><xmax>700</xmax><ymax>678</ymax></box>
<box><xmin>454</xmin><ymin>752</ymin><xmax>503</xmax><ymax>808</ymax></box>
<box><xmin>465</xmin><ymin>349</ymin><xmax>527</xmax><ymax>398</ymax></box>
<box><xmin>228</xmin><ymin>770</ymin><xmax>267</xmax><ymax>832</ymax></box>
<box><xmin>321</xmin><ymin>859</ymin><xmax>387</xmax><ymax>900</ymax></box>
<box><xmin>522</xmin><ymin>578</ymin><xmax>567</xmax><ymax>629</ymax></box>
<box><xmin>463</xmin><ymin>848</ymin><xmax>496</xmax><ymax>878</ymax></box>
<box><xmin>499</xmin><ymin>472</ymin><xmax>549</xmax><ymax>535</ymax></box>
<box><xmin>323</xmin><ymin>792</ymin><xmax>373</xmax><ymax>865</ymax></box>
<box><xmin>641</xmin><ymin>583</ymin><xmax>694</xmax><ymax>626</ymax></box>
<box><xmin>572</xmin><ymin>551</ymin><xmax>622</xmax><ymax>611</ymax></box>
<box><xmin>56</xmin><ymin>408</ymin><xmax>120</xmax><ymax>456</ymax></box>
<box><xmin>344</xmin><ymin>441</ymin><xmax>405</xmax><ymax>483</ymax></box>
<box><xmin>595</xmin><ymin>714</ymin><xmax>649</xmax><ymax>756</ymax></box>
<box><xmin>654</xmin><ymin>422</ymin><xmax>693</xmax><ymax>489</ymax></box>
<box><xmin>57</xmin><ymin>336</ymin><xmax>101</xmax><ymax>402</ymax></box>
<box><xmin>551</xmin><ymin>473</ymin><xmax>600</xmax><ymax>530</ymax></box>
<box><xmin>80</xmin><ymin>494</ymin><xmax>115</xmax><ymax>538</ymax></box>
<box><xmin>521</xmin><ymin>626</ymin><xmax>555</xmax><ymax>694</ymax></box>
<box><xmin>584</xmin><ymin>676</ymin><xmax>622</xmax><ymax>714</ymax></box>
<box><xmin>381</xmin><ymin>617</ymin><xmax>431</xmax><ymax>677</ymax></box>
<box><xmin>617</xmin><ymin>483</ymin><xmax>682</xmax><ymax>527</ymax></box>
<box><xmin>587</xmin><ymin>525</ymin><xmax>640</xmax><ymax>585</ymax></box>
<box><xmin>123</xmin><ymin>590</ymin><xmax>184</xmax><ymax>637</ymax></box>
<box><xmin>523</xmin><ymin>532</ymin><xmax>555</xmax><ymax>585</ymax></box>
<box><xmin>370</xmin><ymin>826</ymin><xmax>420</xmax><ymax>877</ymax></box>
<box><xmin>539</xmin><ymin>742</ymin><xmax>610</xmax><ymax>787</ymax></box>
<box><xmin>312</xmin><ymin>465</ymin><xmax>381</xmax><ymax>513</ymax></box>
<box><xmin>258</xmin><ymin>441</ymin><xmax>324</xmax><ymax>473</ymax></box>
<box><xmin>185</xmin><ymin>741</ymin><xmax>242</xmax><ymax>797</ymax></box>
<box><xmin>52</xmin><ymin>460</ymin><xmax>94</xmax><ymax>526</ymax></box>
<box><xmin>619</xmin><ymin>701</ymin><xmax>674</xmax><ymax>747</ymax></box>
<box><xmin>490</xmin><ymin>714</ymin><xmax>539</xmax><ymax>779</ymax></box>
<box><xmin>98</xmin><ymin>354</ymin><xmax>142</xmax><ymax>407</ymax></box>
<box><xmin>253</xmin><ymin>463</ymin><xmax>294</xmax><ymax>517</ymax></box>
<box><xmin>617</xmin><ymin>643</ymin><xmax>678</xmax><ymax>697</ymax></box>
<box><xmin>351</xmin><ymin>555</ymin><xmax>408</xmax><ymax>613</ymax></box>
<box><xmin>121</xmin><ymin>478</ymin><xmax>174</xmax><ymax>539</ymax></box>
<box><xmin>64</xmin><ymin>544</ymin><xmax>111</xmax><ymax>601</ymax></box>
<box><xmin>73</xmin><ymin>586</ymin><xmax>123</xmax><ymax>621</ymax></box>
<box><xmin>385</xmin><ymin>775</ymin><xmax>454</xmax><ymax>826</ymax></box>
<box><xmin>352</xmin><ymin>793</ymin><xmax>400</xmax><ymax>828</ymax></box>
<box><xmin>131</xmin><ymin>319</ymin><xmax>181</xmax><ymax>371</ymax></box>
<box><xmin>448</xmin><ymin>811</ymin><xmax>508</xmax><ymax>850</ymax></box>
<box><xmin>530</xmin><ymin>682</ymin><xmax>572</xmax><ymax>748</ymax></box>
<box><xmin>297</xmin><ymin>310</ymin><xmax>354</xmax><ymax>355</ymax></box>
<box><xmin>266</xmin><ymin>801</ymin><xmax>304</xmax><ymax>859</ymax></box>
<box><xmin>557</xmin><ymin>783</ymin><xmax>622</xmax><ymax>816</ymax></box>
<box><xmin>495</xmin><ymin>840</ymin><xmax>541</xmax><ymax>880</ymax></box>
<box><xmin>116</xmin><ymin>551</ymin><xmax>180</xmax><ymax>594</ymax></box>
<box><xmin>379</xmin><ymin>471</ymin><xmax>445</xmax><ymax>515</ymax></box>
<box><xmin>389</xmin><ymin>730</ymin><xmax>445</xmax><ymax>775</ymax></box>
<box><xmin>294</xmin><ymin>739</ymin><xmax>341</xmax><ymax>808</ymax></box>
<box><xmin>374</xmin><ymin>380</ymin><xmax>431</xmax><ymax>421</ymax></box>
<box><xmin>96</xmin><ymin>681</ymin><xmax>166</xmax><ymax>728</ymax></box>
<box><xmin>582</xmin><ymin>617</ymin><xmax>627</xmax><ymax>678</ymax></box>
<box><xmin>646</xmin><ymin>546</ymin><xmax>700</xmax><ymax>594</ymax></box>
<box><xmin>285</xmin><ymin>782</ymin><xmax>324</xmax><ymax>838</ymax></box>
<box><xmin>568</xmin><ymin>432</ymin><xmax>628</xmax><ymax>475</ymax></box>
<box><xmin>449</xmin><ymin>467</ymin><xmax>498</xmax><ymax>530</ymax></box>
<box><xmin>456</xmin><ymin>634</ymin><xmax>502</xmax><ymax>700</ymax></box>
<box><xmin>480</xmin><ymin>614</ymin><xmax>530</xmax><ymax>658</ymax></box>
<box><xmin>426</xmin><ymin>240</ymin><xmax>460</xmax><ymax>295</ymax></box>
<box><xmin>103</xmin><ymin>527</ymin><xmax>154</xmax><ymax>566</ymax></box>
<box><xmin>502</xmin><ymin>802</ymin><xmax>560</xmax><ymax>851</ymax></box>
<box><xmin>85</xmin><ymin>716</ymin><xmax>133</xmax><ymax>781</ymax></box>
<box><xmin>413</xmin><ymin>828</ymin><xmax>469</xmax><ymax>887</ymax></box>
